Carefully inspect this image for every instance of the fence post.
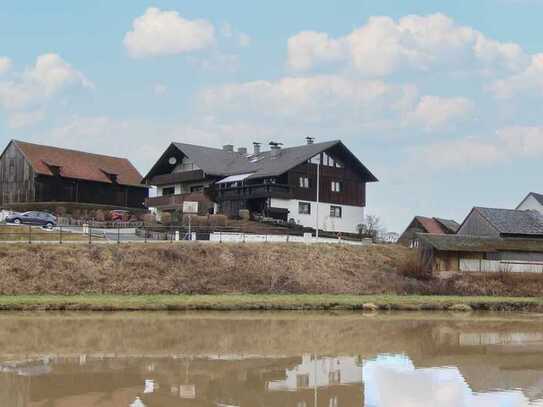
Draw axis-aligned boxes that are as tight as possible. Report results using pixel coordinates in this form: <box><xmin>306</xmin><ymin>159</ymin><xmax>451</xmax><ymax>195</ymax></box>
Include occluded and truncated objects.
<box><xmin>117</xmin><ymin>223</ymin><xmax>120</xmax><ymax>244</ymax></box>
<box><xmin>28</xmin><ymin>225</ymin><xmax>31</xmax><ymax>244</ymax></box>
<box><xmin>88</xmin><ymin>224</ymin><xmax>92</xmax><ymax>245</ymax></box>
<box><xmin>144</xmin><ymin>226</ymin><xmax>147</xmax><ymax>244</ymax></box>
<box><xmin>59</xmin><ymin>225</ymin><xmax>63</xmax><ymax>244</ymax></box>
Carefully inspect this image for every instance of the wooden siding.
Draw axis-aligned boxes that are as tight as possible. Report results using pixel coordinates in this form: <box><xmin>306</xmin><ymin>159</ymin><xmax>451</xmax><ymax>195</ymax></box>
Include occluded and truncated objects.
<box><xmin>0</xmin><ymin>141</ymin><xmax>148</xmax><ymax>209</ymax></box>
<box><xmin>458</xmin><ymin>210</ymin><xmax>500</xmax><ymax>237</ymax></box>
<box><xmin>147</xmin><ymin>170</ymin><xmax>206</xmax><ymax>186</ymax></box>
<box><xmin>287</xmin><ymin>161</ymin><xmax>365</xmax><ymax>207</ymax></box>
<box><xmin>0</xmin><ymin>142</ymin><xmax>35</xmax><ymax>204</ymax></box>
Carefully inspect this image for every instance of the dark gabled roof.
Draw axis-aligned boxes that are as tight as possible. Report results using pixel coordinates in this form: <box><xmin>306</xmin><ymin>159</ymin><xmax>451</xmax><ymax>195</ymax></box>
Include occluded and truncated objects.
<box><xmin>147</xmin><ymin>140</ymin><xmax>378</xmax><ymax>182</ymax></box>
<box><xmin>418</xmin><ymin>233</ymin><xmax>543</xmax><ymax>253</ymax></box>
<box><xmin>434</xmin><ymin>218</ymin><xmax>460</xmax><ymax>233</ymax></box>
<box><xmin>11</xmin><ymin>140</ymin><xmax>145</xmax><ymax>187</ymax></box>
<box><xmin>414</xmin><ymin>216</ymin><xmax>448</xmax><ymax>234</ymax></box>
<box><xmin>471</xmin><ymin>207</ymin><xmax>543</xmax><ymax>236</ymax></box>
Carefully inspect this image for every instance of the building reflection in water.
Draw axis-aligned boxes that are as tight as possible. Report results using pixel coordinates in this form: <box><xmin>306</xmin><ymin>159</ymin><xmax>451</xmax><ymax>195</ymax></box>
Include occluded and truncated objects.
<box><xmin>2</xmin><ymin>313</ymin><xmax>543</xmax><ymax>406</ymax></box>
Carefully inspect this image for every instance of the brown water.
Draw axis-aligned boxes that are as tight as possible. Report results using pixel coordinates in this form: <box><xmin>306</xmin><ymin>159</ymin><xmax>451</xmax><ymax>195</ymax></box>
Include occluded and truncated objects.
<box><xmin>1</xmin><ymin>312</ymin><xmax>543</xmax><ymax>406</ymax></box>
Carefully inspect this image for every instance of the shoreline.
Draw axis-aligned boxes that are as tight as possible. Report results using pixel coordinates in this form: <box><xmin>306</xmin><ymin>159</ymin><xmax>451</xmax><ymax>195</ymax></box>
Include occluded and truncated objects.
<box><xmin>0</xmin><ymin>294</ymin><xmax>542</xmax><ymax>312</ymax></box>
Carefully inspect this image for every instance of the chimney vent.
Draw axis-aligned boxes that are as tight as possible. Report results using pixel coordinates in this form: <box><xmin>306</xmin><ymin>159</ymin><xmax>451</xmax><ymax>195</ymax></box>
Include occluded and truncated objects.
<box><xmin>269</xmin><ymin>141</ymin><xmax>283</xmax><ymax>159</ymax></box>
<box><xmin>237</xmin><ymin>147</ymin><xmax>248</xmax><ymax>155</ymax></box>
<box><xmin>222</xmin><ymin>144</ymin><xmax>234</xmax><ymax>152</ymax></box>
<box><xmin>305</xmin><ymin>136</ymin><xmax>314</xmax><ymax>145</ymax></box>
<box><xmin>253</xmin><ymin>142</ymin><xmax>261</xmax><ymax>155</ymax></box>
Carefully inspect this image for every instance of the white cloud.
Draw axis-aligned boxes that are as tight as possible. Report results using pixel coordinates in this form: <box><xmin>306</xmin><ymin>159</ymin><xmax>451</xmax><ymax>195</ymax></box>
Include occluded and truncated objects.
<box><xmin>287</xmin><ymin>31</ymin><xmax>345</xmax><ymax>71</ymax></box>
<box><xmin>152</xmin><ymin>82</ymin><xmax>168</xmax><ymax>96</ymax></box>
<box><xmin>7</xmin><ymin>109</ymin><xmax>46</xmax><ymax>129</ymax></box>
<box><xmin>490</xmin><ymin>53</ymin><xmax>543</xmax><ymax>98</ymax></box>
<box><xmin>287</xmin><ymin>13</ymin><xmax>528</xmax><ymax>76</ymax></box>
<box><xmin>407</xmin><ymin>96</ymin><xmax>474</xmax><ymax>130</ymax></box>
<box><xmin>123</xmin><ymin>7</ymin><xmax>215</xmax><ymax>58</ymax></box>
<box><xmin>0</xmin><ymin>53</ymin><xmax>91</xmax><ymax>128</ymax></box>
<box><xmin>0</xmin><ymin>57</ymin><xmax>11</xmax><ymax>75</ymax></box>
<box><xmin>410</xmin><ymin>125</ymin><xmax>543</xmax><ymax>171</ymax></box>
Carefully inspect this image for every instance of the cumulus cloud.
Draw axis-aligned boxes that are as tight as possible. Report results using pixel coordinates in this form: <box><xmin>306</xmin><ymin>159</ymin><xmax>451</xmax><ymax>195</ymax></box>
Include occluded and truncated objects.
<box><xmin>411</xmin><ymin>125</ymin><xmax>543</xmax><ymax>171</ymax></box>
<box><xmin>490</xmin><ymin>53</ymin><xmax>543</xmax><ymax>98</ymax></box>
<box><xmin>407</xmin><ymin>96</ymin><xmax>474</xmax><ymax>130</ymax></box>
<box><xmin>287</xmin><ymin>13</ymin><xmax>528</xmax><ymax>76</ymax></box>
<box><xmin>123</xmin><ymin>7</ymin><xmax>215</xmax><ymax>58</ymax></box>
<box><xmin>0</xmin><ymin>53</ymin><xmax>92</xmax><ymax>128</ymax></box>
<box><xmin>198</xmin><ymin>75</ymin><xmax>471</xmax><ymax>131</ymax></box>
<box><xmin>0</xmin><ymin>57</ymin><xmax>11</xmax><ymax>75</ymax></box>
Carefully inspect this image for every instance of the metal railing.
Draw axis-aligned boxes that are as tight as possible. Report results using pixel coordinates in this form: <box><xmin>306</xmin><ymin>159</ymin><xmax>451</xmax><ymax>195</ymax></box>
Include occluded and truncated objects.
<box><xmin>0</xmin><ymin>223</ymin><xmax>371</xmax><ymax>245</ymax></box>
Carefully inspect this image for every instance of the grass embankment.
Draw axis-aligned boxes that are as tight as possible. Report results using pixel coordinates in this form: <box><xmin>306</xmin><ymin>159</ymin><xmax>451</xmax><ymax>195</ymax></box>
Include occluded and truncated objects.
<box><xmin>2</xmin><ymin>243</ymin><xmax>543</xmax><ymax>311</ymax></box>
<box><xmin>0</xmin><ymin>294</ymin><xmax>541</xmax><ymax>311</ymax></box>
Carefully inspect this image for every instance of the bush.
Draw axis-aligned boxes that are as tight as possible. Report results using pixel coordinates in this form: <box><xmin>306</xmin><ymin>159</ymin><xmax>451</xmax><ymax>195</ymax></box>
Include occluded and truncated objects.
<box><xmin>398</xmin><ymin>254</ymin><xmax>433</xmax><ymax>281</ymax></box>
<box><xmin>143</xmin><ymin>213</ymin><xmax>157</xmax><ymax>225</ymax></box>
<box><xmin>94</xmin><ymin>209</ymin><xmax>106</xmax><ymax>222</ymax></box>
<box><xmin>56</xmin><ymin>206</ymin><xmax>67</xmax><ymax>217</ymax></box>
<box><xmin>160</xmin><ymin>212</ymin><xmax>172</xmax><ymax>226</ymax></box>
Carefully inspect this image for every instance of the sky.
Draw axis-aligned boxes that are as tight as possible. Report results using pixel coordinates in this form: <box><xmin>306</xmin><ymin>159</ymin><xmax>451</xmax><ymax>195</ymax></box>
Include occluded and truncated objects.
<box><xmin>0</xmin><ymin>0</ymin><xmax>542</xmax><ymax>233</ymax></box>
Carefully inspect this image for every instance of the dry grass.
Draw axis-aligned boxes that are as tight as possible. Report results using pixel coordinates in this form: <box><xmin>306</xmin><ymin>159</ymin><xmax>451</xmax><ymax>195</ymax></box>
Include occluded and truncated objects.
<box><xmin>2</xmin><ymin>243</ymin><xmax>543</xmax><ymax>298</ymax></box>
<box><xmin>0</xmin><ymin>243</ymin><xmax>410</xmax><ymax>295</ymax></box>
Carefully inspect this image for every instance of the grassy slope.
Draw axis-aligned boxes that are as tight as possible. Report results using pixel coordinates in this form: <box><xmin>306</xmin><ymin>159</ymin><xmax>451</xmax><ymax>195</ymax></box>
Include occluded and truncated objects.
<box><xmin>0</xmin><ymin>294</ymin><xmax>540</xmax><ymax>311</ymax></box>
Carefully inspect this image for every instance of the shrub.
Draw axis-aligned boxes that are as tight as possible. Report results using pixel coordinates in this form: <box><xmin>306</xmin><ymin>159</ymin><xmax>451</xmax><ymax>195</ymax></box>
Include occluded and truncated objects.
<box><xmin>398</xmin><ymin>254</ymin><xmax>433</xmax><ymax>281</ymax></box>
<box><xmin>143</xmin><ymin>213</ymin><xmax>157</xmax><ymax>225</ymax></box>
<box><xmin>56</xmin><ymin>206</ymin><xmax>67</xmax><ymax>217</ymax></box>
<box><xmin>160</xmin><ymin>212</ymin><xmax>172</xmax><ymax>226</ymax></box>
<box><xmin>94</xmin><ymin>209</ymin><xmax>106</xmax><ymax>222</ymax></box>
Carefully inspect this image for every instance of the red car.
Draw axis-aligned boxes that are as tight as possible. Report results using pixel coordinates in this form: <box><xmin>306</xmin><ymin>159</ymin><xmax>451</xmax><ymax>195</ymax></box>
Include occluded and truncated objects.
<box><xmin>110</xmin><ymin>210</ymin><xmax>130</xmax><ymax>222</ymax></box>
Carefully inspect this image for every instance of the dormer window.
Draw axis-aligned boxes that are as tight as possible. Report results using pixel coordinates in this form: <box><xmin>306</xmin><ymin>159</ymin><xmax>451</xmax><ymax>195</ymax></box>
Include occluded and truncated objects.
<box><xmin>100</xmin><ymin>169</ymin><xmax>119</xmax><ymax>184</ymax></box>
<box><xmin>43</xmin><ymin>161</ymin><xmax>62</xmax><ymax>177</ymax></box>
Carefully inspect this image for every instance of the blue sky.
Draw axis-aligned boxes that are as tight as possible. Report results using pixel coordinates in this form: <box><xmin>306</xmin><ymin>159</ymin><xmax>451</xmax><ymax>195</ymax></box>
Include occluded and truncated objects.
<box><xmin>1</xmin><ymin>1</ymin><xmax>542</xmax><ymax>232</ymax></box>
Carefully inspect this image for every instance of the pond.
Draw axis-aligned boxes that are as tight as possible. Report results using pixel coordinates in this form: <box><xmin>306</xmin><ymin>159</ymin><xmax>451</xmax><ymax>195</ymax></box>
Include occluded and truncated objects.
<box><xmin>1</xmin><ymin>311</ymin><xmax>543</xmax><ymax>406</ymax></box>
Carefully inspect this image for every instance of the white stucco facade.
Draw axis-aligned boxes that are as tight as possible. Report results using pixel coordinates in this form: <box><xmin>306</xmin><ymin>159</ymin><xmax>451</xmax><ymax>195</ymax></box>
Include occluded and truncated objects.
<box><xmin>517</xmin><ymin>194</ymin><xmax>543</xmax><ymax>213</ymax></box>
<box><xmin>270</xmin><ymin>198</ymin><xmax>365</xmax><ymax>234</ymax></box>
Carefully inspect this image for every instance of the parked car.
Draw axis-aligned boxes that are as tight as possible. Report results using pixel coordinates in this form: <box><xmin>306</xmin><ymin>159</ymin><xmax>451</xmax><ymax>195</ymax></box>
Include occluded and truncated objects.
<box><xmin>110</xmin><ymin>210</ymin><xmax>130</xmax><ymax>222</ymax></box>
<box><xmin>6</xmin><ymin>211</ymin><xmax>57</xmax><ymax>228</ymax></box>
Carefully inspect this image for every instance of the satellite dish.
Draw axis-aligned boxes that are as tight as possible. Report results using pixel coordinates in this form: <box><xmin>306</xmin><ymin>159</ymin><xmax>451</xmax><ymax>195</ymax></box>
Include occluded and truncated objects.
<box><xmin>168</xmin><ymin>157</ymin><xmax>177</xmax><ymax>165</ymax></box>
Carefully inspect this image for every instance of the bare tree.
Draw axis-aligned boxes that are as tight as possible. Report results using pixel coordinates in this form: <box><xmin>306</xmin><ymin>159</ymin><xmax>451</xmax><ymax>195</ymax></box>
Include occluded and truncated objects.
<box><xmin>357</xmin><ymin>214</ymin><xmax>384</xmax><ymax>241</ymax></box>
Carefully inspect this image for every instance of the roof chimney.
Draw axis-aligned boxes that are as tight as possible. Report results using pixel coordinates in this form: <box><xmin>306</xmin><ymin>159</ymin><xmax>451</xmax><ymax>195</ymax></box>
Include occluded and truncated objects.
<box><xmin>269</xmin><ymin>141</ymin><xmax>283</xmax><ymax>159</ymax></box>
<box><xmin>222</xmin><ymin>144</ymin><xmax>234</xmax><ymax>152</ymax></box>
<box><xmin>305</xmin><ymin>136</ymin><xmax>314</xmax><ymax>145</ymax></box>
<box><xmin>253</xmin><ymin>142</ymin><xmax>261</xmax><ymax>155</ymax></box>
<box><xmin>237</xmin><ymin>147</ymin><xmax>248</xmax><ymax>155</ymax></box>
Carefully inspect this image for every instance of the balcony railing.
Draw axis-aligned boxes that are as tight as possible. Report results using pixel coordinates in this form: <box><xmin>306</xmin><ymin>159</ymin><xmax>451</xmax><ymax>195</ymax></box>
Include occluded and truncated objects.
<box><xmin>216</xmin><ymin>183</ymin><xmax>292</xmax><ymax>200</ymax></box>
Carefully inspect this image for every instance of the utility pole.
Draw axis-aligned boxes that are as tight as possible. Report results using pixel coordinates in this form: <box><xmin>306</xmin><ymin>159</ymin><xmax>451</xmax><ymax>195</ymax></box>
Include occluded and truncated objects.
<box><xmin>315</xmin><ymin>156</ymin><xmax>320</xmax><ymax>240</ymax></box>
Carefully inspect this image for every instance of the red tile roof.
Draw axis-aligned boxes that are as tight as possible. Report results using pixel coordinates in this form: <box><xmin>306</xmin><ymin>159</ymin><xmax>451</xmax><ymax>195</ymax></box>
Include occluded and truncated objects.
<box><xmin>13</xmin><ymin>140</ymin><xmax>145</xmax><ymax>187</ymax></box>
<box><xmin>415</xmin><ymin>216</ymin><xmax>448</xmax><ymax>234</ymax></box>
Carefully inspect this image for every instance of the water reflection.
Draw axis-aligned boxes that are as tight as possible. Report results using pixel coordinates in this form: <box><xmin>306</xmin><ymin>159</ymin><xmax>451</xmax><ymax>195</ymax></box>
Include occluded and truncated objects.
<box><xmin>1</xmin><ymin>312</ymin><xmax>543</xmax><ymax>406</ymax></box>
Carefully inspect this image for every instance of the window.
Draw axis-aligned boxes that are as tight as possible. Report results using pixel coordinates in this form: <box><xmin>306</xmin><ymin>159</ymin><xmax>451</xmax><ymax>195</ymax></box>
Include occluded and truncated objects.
<box><xmin>296</xmin><ymin>374</ymin><xmax>310</xmax><ymax>388</ymax></box>
<box><xmin>331</xmin><ymin>181</ymin><xmax>342</xmax><ymax>192</ymax></box>
<box><xmin>162</xmin><ymin>187</ymin><xmax>175</xmax><ymax>196</ymax></box>
<box><xmin>298</xmin><ymin>202</ymin><xmax>311</xmax><ymax>215</ymax></box>
<box><xmin>330</xmin><ymin>206</ymin><xmax>342</xmax><ymax>218</ymax></box>
<box><xmin>190</xmin><ymin>185</ymin><xmax>204</xmax><ymax>193</ymax></box>
<box><xmin>298</xmin><ymin>176</ymin><xmax>309</xmax><ymax>188</ymax></box>
<box><xmin>309</xmin><ymin>154</ymin><xmax>320</xmax><ymax>164</ymax></box>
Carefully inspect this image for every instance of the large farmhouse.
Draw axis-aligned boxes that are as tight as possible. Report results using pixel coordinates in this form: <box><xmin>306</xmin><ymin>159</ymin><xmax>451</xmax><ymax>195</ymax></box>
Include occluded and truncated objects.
<box><xmin>0</xmin><ymin>140</ymin><xmax>148</xmax><ymax>211</ymax></box>
<box><xmin>143</xmin><ymin>139</ymin><xmax>377</xmax><ymax>233</ymax></box>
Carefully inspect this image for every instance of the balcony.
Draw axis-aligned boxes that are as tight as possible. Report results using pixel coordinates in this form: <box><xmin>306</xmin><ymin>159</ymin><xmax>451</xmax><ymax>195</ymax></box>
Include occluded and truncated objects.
<box><xmin>216</xmin><ymin>183</ymin><xmax>292</xmax><ymax>200</ymax></box>
<box><xmin>147</xmin><ymin>170</ymin><xmax>205</xmax><ymax>186</ymax></box>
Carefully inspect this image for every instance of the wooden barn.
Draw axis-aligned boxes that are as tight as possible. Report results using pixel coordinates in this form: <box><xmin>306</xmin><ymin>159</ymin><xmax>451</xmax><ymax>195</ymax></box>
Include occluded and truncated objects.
<box><xmin>417</xmin><ymin>207</ymin><xmax>543</xmax><ymax>274</ymax></box>
<box><xmin>398</xmin><ymin>216</ymin><xmax>459</xmax><ymax>247</ymax></box>
<box><xmin>0</xmin><ymin>140</ymin><xmax>148</xmax><ymax>211</ymax></box>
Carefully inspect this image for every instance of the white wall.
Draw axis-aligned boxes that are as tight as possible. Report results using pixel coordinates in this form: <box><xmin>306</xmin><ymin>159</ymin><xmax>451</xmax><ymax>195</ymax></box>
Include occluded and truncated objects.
<box><xmin>517</xmin><ymin>194</ymin><xmax>543</xmax><ymax>213</ymax></box>
<box><xmin>270</xmin><ymin>198</ymin><xmax>364</xmax><ymax>234</ymax></box>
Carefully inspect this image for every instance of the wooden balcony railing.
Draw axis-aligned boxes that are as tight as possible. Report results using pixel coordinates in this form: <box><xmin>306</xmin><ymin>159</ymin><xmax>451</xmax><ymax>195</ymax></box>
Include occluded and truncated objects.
<box><xmin>216</xmin><ymin>183</ymin><xmax>292</xmax><ymax>200</ymax></box>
